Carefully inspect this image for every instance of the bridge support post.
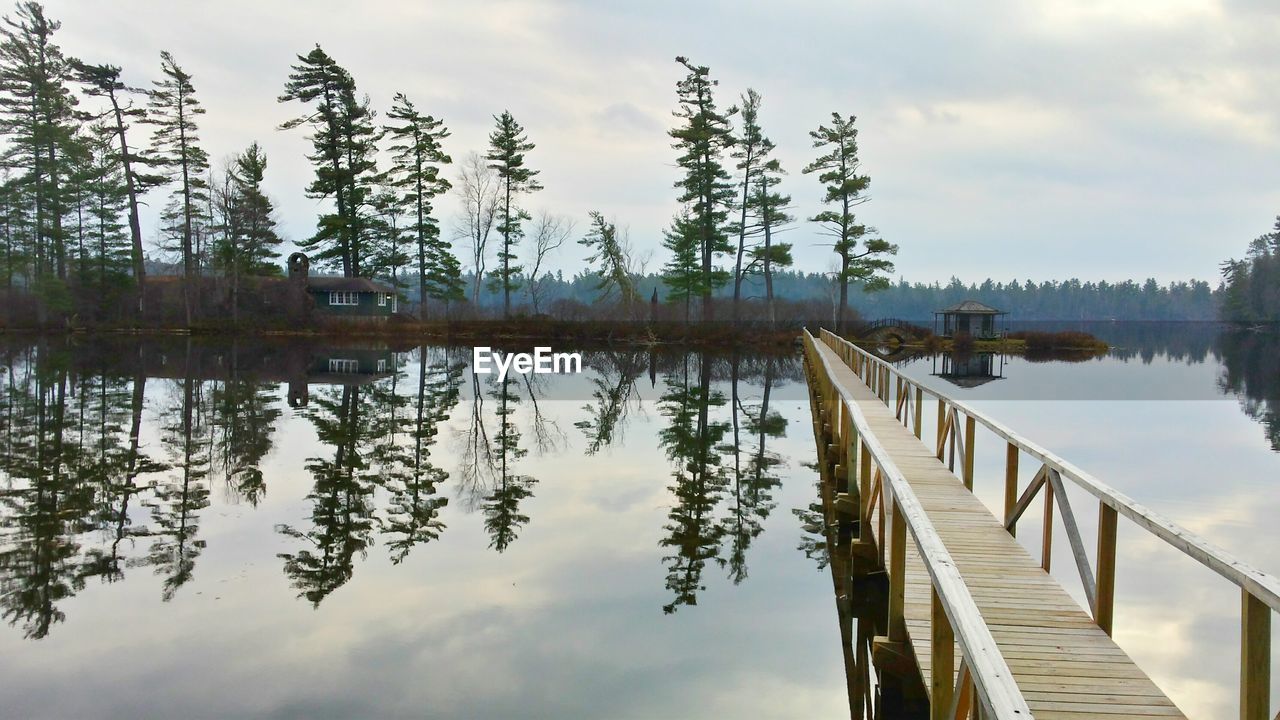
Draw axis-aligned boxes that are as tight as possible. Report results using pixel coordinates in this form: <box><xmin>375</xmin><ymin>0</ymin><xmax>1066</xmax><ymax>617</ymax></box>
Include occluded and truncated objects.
<box><xmin>1004</xmin><ymin>443</ymin><xmax>1019</xmax><ymax>538</ymax></box>
<box><xmin>1095</xmin><ymin>504</ymin><xmax>1118</xmax><ymax>635</ymax></box>
<box><xmin>1241</xmin><ymin>588</ymin><xmax>1271</xmax><ymax>720</ymax></box>
<box><xmin>931</xmin><ymin>587</ymin><xmax>955</xmax><ymax>719</ymax></box>
<box><xmin>889</xmin><ymin>496</ymin><xmax>907</xmax><ymax>642</ymax></box>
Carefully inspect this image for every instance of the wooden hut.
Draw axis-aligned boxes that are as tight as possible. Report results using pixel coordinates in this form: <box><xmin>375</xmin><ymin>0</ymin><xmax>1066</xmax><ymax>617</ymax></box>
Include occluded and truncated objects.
<box><xmin>934</xmin><ymin>300</ymin><xmax>1006</xmax><ymax>339</ymax></box>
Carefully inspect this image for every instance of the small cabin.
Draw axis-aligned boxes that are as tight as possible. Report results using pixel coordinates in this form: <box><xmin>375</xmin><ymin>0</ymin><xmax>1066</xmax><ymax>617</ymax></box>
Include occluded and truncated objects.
<box><xmin>934</xmin><ymin>300</ymin><xmax>1006</xmax><ymax>339</ymax></box>
<box><xmin>306</xmin><ymin>276</ymin><xmax>398</xmax><ymax>317</ymax></box>
<box><xmin>288</xmin><ymin>252</ymin><xmax>397</xmax><ymax>320</ymax></box>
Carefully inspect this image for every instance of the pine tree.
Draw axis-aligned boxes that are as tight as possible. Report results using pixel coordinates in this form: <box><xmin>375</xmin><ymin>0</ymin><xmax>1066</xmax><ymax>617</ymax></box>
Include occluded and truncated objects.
<box><xmin>147</xmin><ymin>50</ymin><xmax>208</xmax><ymax>325</ymax></box>
<box><xmin>383</xmin><ymin>92</ymin><xmax>459</xmax><ymax>317</ymax></box>
<box><xmin>79</xmin><ymin>122</ymin><xmax>132</xmax><ymax>299</ymax></box>
<box><xmin>802</xmin><ymin>112</ymin><xmax>896</xmax><ymax>332</ymax></box>
<box><xmin>279</xmin><ymin>45</ymin><xmax>379</xmax><ymax>277</ymax></box>
<box><xmin>485</xmin><ymin>110</ymin><xmax>541</xmax><ymax>318</ymax></box>
<box><xmin>669</xmin><ymin>56</ymin><xmax>735</xmax><ymax>322</ymax></box>
<box><xmin>661</xmin><ymin>209</ymin><xmax>703</xmax><ymax>323</ymax></box>
<box><xmin>71</xmin><ymin>59</ymin><xmax>160</xmax><ymax>311</ymax></box>
<box><xmin>729</xmin><ymin>89</ymin><xmax>767</xmax><ymax>323</ymax></box>
<box><xmin>213</xmin><ymin>142</ymin><xmax>282</xmax><ymax>321</ymax></box>
<box><xmin>746</xmin><ymin>157</ymin><xmax>794</xmax><ymax>326</ymax></box>
<box><xmin>228</xmin><ymin>142</ymin><xmax>282</xmax><ymax>274</ymax></box>
<box><xmin>366</xmin><ymin>181</ymin><xmax>409</xmax><ymax>290</ymax></box>
<box><xmin>0</xmin><ymin>1</ymin><xmax>78</xmax><ymax>301</ymax></box>
<box><xmin>580</xmin><ymin>210</ymin><xmax>637</xmax><ymax>306</ymax></box>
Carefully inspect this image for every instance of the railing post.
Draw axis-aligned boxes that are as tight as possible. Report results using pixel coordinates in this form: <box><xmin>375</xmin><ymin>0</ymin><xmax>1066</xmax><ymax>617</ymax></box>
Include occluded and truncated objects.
<box><xmin>914</xmin><ymin>386</ymin><xmax>923</xmax><ymax>440</ymax></box>
<box><xmin>963</xmin><ymin>415</ymin><xmax>976</xmax><ymax>491</ymax></box>
<box><xmin>1241</xmin><ymin>589</ymin><xmax>1271</xmax><ymax>720</ymax></box>
<box><xmin>1004</xmin><ymin>443</ymin><xmax>1019</xmax><ymax>538</ymax></box>
<box><xmin>889</xmin><ymin>495</ymin><xmax>906</xmax><ymax>642</ymax></box>
<box><xmin>931</xmin><ymin>586</ymin><xmax>955</xmax><ymax>720</ymax></box>
<box><xmin>859</xmin><ymin>442</ymin><xmax>872</xmax><ymax>531</ymax></box>
<box><xmin>1042</xmin><ymin>477</ymin><xmax>1055</xmax><ymax>572</ymax></box>
<box><xmin>1095</xmin><ymin>503</ymin><xmax>1117</xmax><ymax>635</ymax></box>
<box><xmin>936</xmin><ymin>398</ymin><xmax>946</xmax><ymax>460</ymax></box>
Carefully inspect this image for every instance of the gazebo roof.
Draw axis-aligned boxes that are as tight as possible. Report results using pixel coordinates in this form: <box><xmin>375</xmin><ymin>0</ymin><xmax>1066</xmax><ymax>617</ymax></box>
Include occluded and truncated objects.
<box><xmin>937</xmin><ymin>300</ymin><xmax>1004</xmax><ymax>315</ymax></box>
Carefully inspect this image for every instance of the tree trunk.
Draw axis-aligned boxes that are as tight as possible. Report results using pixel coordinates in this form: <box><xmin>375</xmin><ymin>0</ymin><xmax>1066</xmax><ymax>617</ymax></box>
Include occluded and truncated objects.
<box><xmin>108</xmin><ymin>90</ymin><xmax>147</xmax><ymax>315</ymax></box>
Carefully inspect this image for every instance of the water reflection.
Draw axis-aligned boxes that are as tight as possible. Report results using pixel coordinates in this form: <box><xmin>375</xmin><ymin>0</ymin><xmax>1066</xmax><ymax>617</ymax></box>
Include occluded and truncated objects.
<box><xmin>1219</xmin><ymin>330</ymin><xmax>1280</xmax><ymax>451</ymax></box>
<box><xmin>0</xmin><ymin>337</ymin><xmax>808</xmax><ymax>639</ymax></box>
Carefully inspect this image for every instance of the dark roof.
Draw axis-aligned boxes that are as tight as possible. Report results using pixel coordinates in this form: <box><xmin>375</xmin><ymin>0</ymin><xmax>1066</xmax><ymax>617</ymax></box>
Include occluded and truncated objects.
<box><xmin>306</xmin><ymin>276</ymin><xmax>396</xmax><ymax>294</ymax></box>
<box><xmin>937</xmin><ymin>300</ymin><xmax>1004</xmax><ymax>314</ymax></box>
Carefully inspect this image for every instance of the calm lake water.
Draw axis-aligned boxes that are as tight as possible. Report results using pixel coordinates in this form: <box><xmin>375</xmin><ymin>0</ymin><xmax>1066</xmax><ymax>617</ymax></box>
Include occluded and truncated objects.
<box><xmin>0</xmin><ymin>325</ymin><xmax>1276</xmax><ymax>719</ymax></box>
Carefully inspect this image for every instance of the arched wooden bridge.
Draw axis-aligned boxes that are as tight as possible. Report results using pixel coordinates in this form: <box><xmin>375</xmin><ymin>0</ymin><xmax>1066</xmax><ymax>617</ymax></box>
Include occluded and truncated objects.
<box><xmin>803</xmin><ymin>329</ymin><xmax>1279</xmax><ymax>720</ymax></box>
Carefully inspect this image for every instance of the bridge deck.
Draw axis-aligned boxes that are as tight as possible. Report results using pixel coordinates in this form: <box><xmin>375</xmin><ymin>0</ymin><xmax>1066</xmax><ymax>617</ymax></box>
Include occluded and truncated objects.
<box><xmin>812</xmin><ymin>340</ymin><xmax>1185</xmax><ymax>718</ymax></box>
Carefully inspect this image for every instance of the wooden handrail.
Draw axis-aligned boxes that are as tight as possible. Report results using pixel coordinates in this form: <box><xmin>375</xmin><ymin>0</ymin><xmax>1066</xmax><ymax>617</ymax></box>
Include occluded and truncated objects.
<box><xmin>804</xmin><ymin>331</ymin><xmax>1033</xmax><ymax>719</ymax></box>
<box><xmin>819</xmin><ymin>329</ymin><xmax>1280</xmax><ymax>613</ymax></box>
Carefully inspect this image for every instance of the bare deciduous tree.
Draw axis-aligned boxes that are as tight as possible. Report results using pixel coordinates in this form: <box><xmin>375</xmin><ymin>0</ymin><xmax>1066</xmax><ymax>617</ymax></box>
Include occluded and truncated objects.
<box><xmin>524</xmin><ymin>210</ymin><xmax>573</xmax><ymax>314</ymax></box>
<box><xmin>452</xmin><ymin>151</ymin><xmax>499</xmax><ymax>304</ymax></box>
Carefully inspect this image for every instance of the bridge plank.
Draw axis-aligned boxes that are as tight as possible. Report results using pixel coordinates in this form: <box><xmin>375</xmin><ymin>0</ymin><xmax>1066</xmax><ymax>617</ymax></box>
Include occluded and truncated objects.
<box><xmin>811</xmin><ymin>340</ymin><xmax>1186</xmax><ymax>718</ymax></box>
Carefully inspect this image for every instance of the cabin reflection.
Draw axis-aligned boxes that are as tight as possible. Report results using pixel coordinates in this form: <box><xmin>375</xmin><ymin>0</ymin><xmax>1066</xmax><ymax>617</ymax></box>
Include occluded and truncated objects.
<box><xmin>931</xmin><ymin>352</ymin><xmax>1005</xmax><ymax>389</ymax></box>
<box><xmin>119</xmin><ymin>339</ymin><xmax>397</xmax><ymax>408</ymax></box>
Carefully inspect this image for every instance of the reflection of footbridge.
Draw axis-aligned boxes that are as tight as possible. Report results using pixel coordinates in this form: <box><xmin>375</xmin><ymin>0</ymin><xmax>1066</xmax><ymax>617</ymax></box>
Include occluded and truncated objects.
<box><xmin>803</xmin><ymin>328</ymin><xmax>1278</xmax><ymax>719</ymax></box>
<box><xmin>861</xmin><ymin>318</ymin><xmax>927</xmax><ymax>346</ymax></box>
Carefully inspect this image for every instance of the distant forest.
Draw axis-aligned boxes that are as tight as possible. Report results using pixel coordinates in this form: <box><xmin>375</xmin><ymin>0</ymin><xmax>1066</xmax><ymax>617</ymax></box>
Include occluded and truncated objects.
<box><xmin>449</xmin><ymin>270</ymin><xmax>1222</xmax><ymax>321</ymax></box>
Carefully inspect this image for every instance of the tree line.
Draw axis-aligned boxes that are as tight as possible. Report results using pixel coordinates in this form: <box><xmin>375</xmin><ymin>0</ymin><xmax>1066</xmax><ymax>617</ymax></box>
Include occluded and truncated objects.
<box><xmin>1220</xmin><ymin>216</ymin><xmax>1280</xmax><ymax>323</ymax></box>
<box><xmin>0</xmin><ymin>2</ymin><xmax>901</xmax><ymax>327</ymax></box>
<box><xmin>454</xmin><ymin>269</ymin><xmax>1223</xmax><ymax>322</ymax></box>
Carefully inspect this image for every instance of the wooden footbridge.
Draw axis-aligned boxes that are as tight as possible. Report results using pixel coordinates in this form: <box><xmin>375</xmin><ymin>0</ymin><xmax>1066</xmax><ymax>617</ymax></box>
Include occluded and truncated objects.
<box><xmin>802</xmin><ymin>329</ymin><xmax>1279</xmax><ymax>720</ymax></box>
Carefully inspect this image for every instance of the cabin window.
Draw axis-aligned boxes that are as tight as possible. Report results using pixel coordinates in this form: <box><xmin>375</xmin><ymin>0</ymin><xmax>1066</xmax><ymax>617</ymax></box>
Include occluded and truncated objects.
<box><xmin>376</xmin><ymin>359</ymin><xmax>388</xmax><ymax>372</ymax></box>
<box><xmin>329</xmin><ymin>291</ymin><xmax>359</xmax><ymax>306</ymax></box>
<box><xmin>329</xmin><ymin>358</ymin><xmax>359</xmax><ymax>374</ymax></box>
<box><xmin>378</xmin><ymin>293</ymin><xmax>388</xmax><ymax>307</ymax></box>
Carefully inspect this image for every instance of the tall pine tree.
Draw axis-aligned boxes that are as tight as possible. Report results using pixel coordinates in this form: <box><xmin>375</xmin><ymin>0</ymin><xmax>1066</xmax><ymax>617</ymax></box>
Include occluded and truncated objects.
<box><xmin>279</xmin><ymin>45</ymin><xmax>379</xmax><ymax>277</ymax></box>
<box><xmin>669</xmin><ymin>56</ymin><xmax>735</xmax><ymax>323</ymax></box>
<box><xmin>147</xmin><ymin>50</ymin><xmax>208</xmax><ymax>325</ymax></box>
<box><xmin>485</xmin><ymin>110</ymin><xmax>541</xmax><ymax>319</ymax></box>
<box><xmin>384</xmin><ymin>92</ymin><xmax>459</xmax><ymax>318</ymax></box>
<box><xmin>71</xmin><ymin>59</ymin><xmax>159</xmax><ymax>311</ymax></box>
<box><xmin>802</xmin><ymin>112</ymin><xmax>896</xmax><ymax>332</ymax></box>
<box><xmin>0</xmin><ymin>1</ymin><xmax>78</xmax><ymax>306</ymax></box>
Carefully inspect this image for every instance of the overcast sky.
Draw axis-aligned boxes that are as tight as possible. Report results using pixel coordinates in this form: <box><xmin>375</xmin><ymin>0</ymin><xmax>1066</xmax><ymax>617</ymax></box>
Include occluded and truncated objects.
<box><xmin>42</xmin><ymin>0</ymin><xmax>1280</xmax><ymax>284</ymax></box>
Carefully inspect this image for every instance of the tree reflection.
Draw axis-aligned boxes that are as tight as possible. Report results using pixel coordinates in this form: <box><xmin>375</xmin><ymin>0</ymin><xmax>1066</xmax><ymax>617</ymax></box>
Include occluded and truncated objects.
<box><xmin>0</xmin><ymin>342</ymin><xmax>168</xmax><ymax>636</ymax></box>
<box><xmin>210</xmin><ymin>351</ymin><xmax>280</xmax><ymax>506</ymax></box>
<box><xmin>1219</xmin><ymin>330</ymin><xmax>1280</xmax><ymax>451</ymax></box>
<box><xmin>277</xmin><ymin>385</ymin><xmax>377</xmax><ymax>606</ymax></box>
<box><xmin>482</xmin><ymin>374</ymin><xmax>536</xmax><ymax>552</ymax></box>
<box><xmin>719</xmin><ymin>355</ymin><xmax>786</xmax><ymax>584</ymax></box>
<box><xmin>576</xmin><ymin>350</ymin><xmax>645</xmax><ymax>454</ymax></box>
<box><xmin>142</xmin><ymin>357</ymin><xmax>212</xmax><ymax>601</ymax></box>
<box><xmin>658</xmin><ymin>352</ymin><xmax>728</xmax><ymax>614</ymax></box>
<box><xmin>379</xmin><ymin>347</ymin><xmax>462</xmax><ymax>562</ymax></box>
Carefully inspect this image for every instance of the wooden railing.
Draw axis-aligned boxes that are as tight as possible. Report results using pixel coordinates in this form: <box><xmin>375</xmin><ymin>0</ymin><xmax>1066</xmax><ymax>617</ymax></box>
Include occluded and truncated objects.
<box><xmin>818</xmin><ymin>328</ymin><xmax>1280</xmax><ymax>720</ymax></box>
<box><xmin>803</xmin><ymin>331</ymin><xmax>1033</xmax><ymax>719</ymax></box>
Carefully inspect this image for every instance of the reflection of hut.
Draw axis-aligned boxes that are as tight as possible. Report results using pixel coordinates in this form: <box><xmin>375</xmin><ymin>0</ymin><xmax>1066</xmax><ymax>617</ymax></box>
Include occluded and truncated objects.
<box><xmin>289</xmin><ymin>348</ymin><xmax>396</xmax><ymax>407</ymax></box>
<box><xmin>934</xmin><ymin>300</ymin><xmax>1006</xmax><ymax>339</ymax></box>
<box><xmin>932</xmin><ymin>352</ymin><xmax>1005</xmax><ymax>388</ymax></box>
